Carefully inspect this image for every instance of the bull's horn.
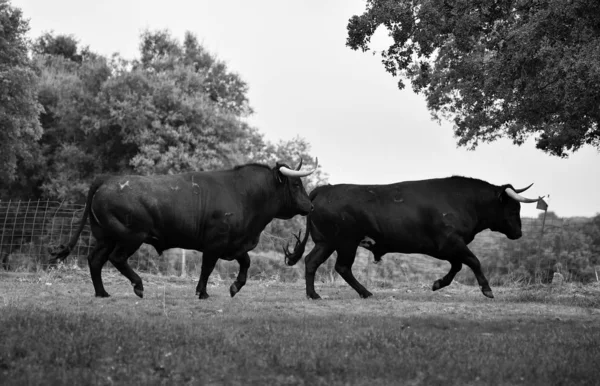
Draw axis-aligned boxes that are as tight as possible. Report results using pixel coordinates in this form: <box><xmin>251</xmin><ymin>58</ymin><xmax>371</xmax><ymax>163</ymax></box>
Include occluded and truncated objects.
<box><xmin>505</xmin><ymin>187</ymin><xmax>540</xmax><ymax>203</ymax></box>
<box><xmin>279</xmin><ymin>157</ymin><xmax>318</xmax><ymax>178</ymax></box>
<box><xmin>514</xmin><ymin>183</ymin><xmax>534</xmax><ymax>194</ymax></box>
<box><xmin>295</xmin><ymin>158</ymin><xmax>303</xmax><ymax>171</ymax></box>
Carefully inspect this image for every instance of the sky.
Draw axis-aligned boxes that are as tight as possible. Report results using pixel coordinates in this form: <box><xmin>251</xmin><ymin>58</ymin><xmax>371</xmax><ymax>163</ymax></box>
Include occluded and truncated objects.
<box><xmin>12</xmin><ymin>0</ymin><xmax>600</xmax><ymax>218</ymax></box>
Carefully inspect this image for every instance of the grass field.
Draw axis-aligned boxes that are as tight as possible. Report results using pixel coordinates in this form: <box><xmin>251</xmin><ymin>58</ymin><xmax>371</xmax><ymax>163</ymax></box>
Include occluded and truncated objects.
<box><xmin>1</xmin><ymin>267</ymin><xmax>599</xmax><ymax>385</ymax></box>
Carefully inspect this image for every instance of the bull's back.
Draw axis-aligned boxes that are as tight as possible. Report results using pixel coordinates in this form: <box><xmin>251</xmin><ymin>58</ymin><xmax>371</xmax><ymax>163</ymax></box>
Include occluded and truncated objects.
<box><xmin>94</xmin><ymin>174</ymin><xmax>199</xmax><ymax>212</ymax></box>
<box><xmin>310</xmin><ymin>182</ymin><xmax>454</xmax><ymax>253</ymax></box>
<box><xmin>90</xmin><ymin>173</ymin><xmax>233</xmax><ymax>247</ymax></box>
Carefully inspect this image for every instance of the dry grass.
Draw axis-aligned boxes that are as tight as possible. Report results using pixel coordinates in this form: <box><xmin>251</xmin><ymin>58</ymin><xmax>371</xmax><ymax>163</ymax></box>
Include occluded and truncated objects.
<box><xmin>1</xmin><ymin>267</ymin><xmax>599</xmax><ymax>385</ymax></box>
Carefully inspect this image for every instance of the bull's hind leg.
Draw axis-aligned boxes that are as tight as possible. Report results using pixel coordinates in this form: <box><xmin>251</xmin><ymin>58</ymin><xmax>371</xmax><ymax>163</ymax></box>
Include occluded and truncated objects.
<box><xmin>335</xmin><ymin>245</ymin><xmax>373</xmax><ymax>299</ymax></box>
<box><xmin>196</xmin><ymin>254</ymin><xmax>218</xmax><ymax>299</ymax></box>
<box><xmin>88</xmin><ymin>241</ymin><xmax>115</xmax><ymax>297</ymax></box>
<box><xmin>304</xmin><ymin>243</ymin><xmax>335</xmax><ymax>299</ymax></box>
<box><xmin>229</xmin><ymin>253</ymin><xmax>250</xmax><ymax>298</ymax></box>
<box><xmin>108</xmin><ymin>243</ymin><xmax>144</xmax><ymax>298</ymax></box>
<box><xmin>432</xmin><ymin>260</ymin><xmax>463</xmax><ymax>292</ymax></box>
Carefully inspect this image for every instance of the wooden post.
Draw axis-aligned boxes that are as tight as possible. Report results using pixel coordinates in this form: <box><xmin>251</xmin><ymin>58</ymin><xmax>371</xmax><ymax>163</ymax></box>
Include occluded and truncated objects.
<box><xmin>535</xmin><ymin>197</ymin><xmax>549</xmax><ymax>283</ymax></box>
<box><xmin>181</xmin><ymin>249</ymin><xmax>186</xmax><ymax>277</ymax></box>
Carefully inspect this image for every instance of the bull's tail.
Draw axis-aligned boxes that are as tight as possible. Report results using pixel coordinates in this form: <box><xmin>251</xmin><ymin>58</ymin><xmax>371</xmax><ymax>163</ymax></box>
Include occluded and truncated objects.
<box><xmin>283</xmin><ymin>214</ymin><xmax>312</xmax><ymax>266</ymax></box>
<box><xmin>283</xmin><ymin>186</ymin><xmax>325</xmax><ymax>266</ymax></box>
<box><xmin>48</xmin><ymin>177</ymin><xmax>105</xmax><ymax>267</ymax></box>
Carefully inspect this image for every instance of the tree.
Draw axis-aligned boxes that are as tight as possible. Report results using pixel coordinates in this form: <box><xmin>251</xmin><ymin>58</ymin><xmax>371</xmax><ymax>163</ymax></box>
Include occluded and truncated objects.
<box><xmin>582</xmin><ymin>213</ymin><xmax>600</xmax><ymax>265</ymax></box>
<box><xmin>0</xmin><ymin>0</ymin><xmax>42</xmax><ymax>184</ymax></box>
<box><xmin>31</xmin><ymin>39</ymin><xmax>112</xmax><ymax>200</ymax></box>
<box><xmin>26</xmin><ymin>30</ymin><xmax>257</xmax><ymax>201</ymax></box>
<box><xmin>21</xmin><ymin>30</ymin><xmax>322</xmax><ymax>203</ymax></box>
<box><xmin>33</xmin><ymin>32</ymin><xmax>89</xmax><ymax>63</ymax></box>
<box><xmin>347</xmin><ymin>0</ymin><xmax>600</xmax><ymax>156</ymax></box>
<box><xmin>138</xmin><ymin>30</ymin><xmax>252</xmax><ymax>116</ymax></box>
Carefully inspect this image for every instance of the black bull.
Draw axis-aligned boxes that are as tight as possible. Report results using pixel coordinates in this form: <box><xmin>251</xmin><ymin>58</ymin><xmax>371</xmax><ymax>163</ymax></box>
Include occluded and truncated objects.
<box><xmin>50</xmin><ymin>160</ymin><xmax>316</xmax><ymax>299</ymax></box>
<box><xmin>284</xmin><ymin>177</ymin><xmax>541</xmax><ymax>299</ymax></box>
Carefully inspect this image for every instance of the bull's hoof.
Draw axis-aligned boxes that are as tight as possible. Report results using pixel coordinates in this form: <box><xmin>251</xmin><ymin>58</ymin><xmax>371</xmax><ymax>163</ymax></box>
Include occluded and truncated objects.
<box><xmin>198</xmin><ymin>292</ymin><xmax>209</xmax><ymax>300</ymax></box>
<box><xmin>360</xmin><ymin>291</ymin><xmax>373</xmax><ymax>299</ymax></box>
<box><xmin>307</xmin><ymin>293</ymin><xmax>321</xmax><ymax>300</ymax></box>
<box><xmin>229</xmin><ymin>283</ymin><xmax>240</xmax><ymax>297</ymax></box>
<box><xmin>134</xmin><ymin>288</ymin><xmax>144</xmax><ymax>298</ymax></box>
<box><xmin>432</xmin><ymin>280</ymin><xmax>443</xmax><ymax>291</ymax></box>
<box><xmin>482</xmin><ymin>289</ymin><xmax>494</xmax><ymax>299</ymax></box>
<box><xmin>95</xmin><ymin>291</ymin><xmax>110</xmax><ymax>298</ymax></box>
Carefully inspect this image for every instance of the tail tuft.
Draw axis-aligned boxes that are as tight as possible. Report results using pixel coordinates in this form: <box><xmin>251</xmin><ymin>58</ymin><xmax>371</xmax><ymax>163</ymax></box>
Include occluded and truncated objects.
<box><xmin>283</xmin><ymin>230</ymin><xmax>306</xmax><ymax>266</ymax></box>
<box><xmin>47</xmin><ymin>244</ymin><xmax>72</xmax><ymax>267</ymax></box>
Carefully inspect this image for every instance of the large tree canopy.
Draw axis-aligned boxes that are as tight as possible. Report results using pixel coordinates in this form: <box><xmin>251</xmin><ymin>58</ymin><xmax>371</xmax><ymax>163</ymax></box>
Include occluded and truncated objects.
<box><xmin>0</xmin><ymin>27</ymin><xmax>321</xmax><ymax>203</ymax></box>
<box><xmin>0</xmin><ymin>0</ymin><xmax>42</xmax><ymax>182</ymax></box>
<box><xmin>347</xmin><ymin>0</ymin><xmax>600</xmax><ymax>156</ymax></box>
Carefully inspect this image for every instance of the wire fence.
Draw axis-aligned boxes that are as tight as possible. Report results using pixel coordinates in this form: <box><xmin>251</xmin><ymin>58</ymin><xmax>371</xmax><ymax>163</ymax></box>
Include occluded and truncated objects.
<box><xmin>1</xmin><ymin>199</ymin><xmax>598</xmax><ymax>284</ymax></box>
<box><xmin>0</xmin><ymin>199</ymin><xmax>93</xmax><ymax>271</ymax></box>
<box><xmin>0</xmin><ymin>198</ymin><xmax>295</xmax><ymax>278</ymax></box>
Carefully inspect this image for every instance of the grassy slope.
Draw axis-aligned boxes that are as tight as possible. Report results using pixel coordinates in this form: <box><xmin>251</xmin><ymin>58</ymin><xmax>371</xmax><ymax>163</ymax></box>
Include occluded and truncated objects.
<box><xmin>1</xmin><ymin>269</ymin><xmax>599</xmax><ymax>385</ymax></box>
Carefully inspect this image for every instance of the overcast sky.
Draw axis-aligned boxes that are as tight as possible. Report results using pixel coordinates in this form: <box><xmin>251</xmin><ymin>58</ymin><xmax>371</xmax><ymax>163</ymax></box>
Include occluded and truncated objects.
<box><xmin>13</xmin><ymin>0</ymin><xmax>600</xmax><ymax>218</ymax></box>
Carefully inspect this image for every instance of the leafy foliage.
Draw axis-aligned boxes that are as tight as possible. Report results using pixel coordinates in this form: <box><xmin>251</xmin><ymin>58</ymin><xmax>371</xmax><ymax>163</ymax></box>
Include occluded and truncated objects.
<box><xmin>33</xmin><ymin>32</ymin><xmax>93</xmax><ymax>63</ymax></box>
<box><xmin>0</xmin><ymin>0</ymin><xmax>43</xmax><ymax>183</ymax></box>
<box><xmin>347</xmin><ymin>0</ymin><xmax>600</xmax><ymax>156</ymax></box>
<box><xmin>0</xmin><ymin>28</ymin><xmax>322</xmax><ymax>202</ymax></box>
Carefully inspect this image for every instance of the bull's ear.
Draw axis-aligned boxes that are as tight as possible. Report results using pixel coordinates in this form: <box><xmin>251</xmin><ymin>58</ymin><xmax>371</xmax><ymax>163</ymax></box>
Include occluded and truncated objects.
<box><xmin>274</xmin><ymin>163</ymin><xmax>286</xmax><ymax>184</ymax></box>
<box><xmin>497</xmin><ymin>185</ymin><xmax>510</xmax><ymax>202</ymax></box>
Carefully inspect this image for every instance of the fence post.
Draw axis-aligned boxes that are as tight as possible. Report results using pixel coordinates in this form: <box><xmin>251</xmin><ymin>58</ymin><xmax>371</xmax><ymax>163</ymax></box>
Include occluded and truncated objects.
<box><xmin>10</xmin><ymin>201</ymin><xmax>22</xmax><ymax>258</ymax></box>
<box><xmin>21</xmin><ymin>200</ymin><xmax>32</xmax><ymax>261</ymax></box>
<box><xmin>181</xmin><ymin>249</ymin><xmax>187</xmax><ymax>277</ymax></box>
<box><xmin>38</xmin><ymin>199</ymin><xmax>50</xmax><ymax>257</ymax></box>
<box><xmin>0</xmin><ymin>200</ymin><xmax>11</xmax><ymax>269</ymax></box>
<box><xmin>31</xmin><ymin>199</ymin><xmax>41</xmax><ymax>258</ymax></box>
<box><xmin>0</xmin><ymin>200</ymin><xmax>11</xmax><ymax>253</ymax></box>
<box><xmin>535</xmin><ymin>197</ymin><xmax>549</xmax><ymax>283</ymax></box>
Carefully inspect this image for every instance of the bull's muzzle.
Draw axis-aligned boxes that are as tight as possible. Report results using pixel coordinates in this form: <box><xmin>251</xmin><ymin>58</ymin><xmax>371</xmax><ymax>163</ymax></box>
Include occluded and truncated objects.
<box><xmin>508</xmin><ymin>229</ymin><xmax>523</xmax><ymax>240</ymax></box>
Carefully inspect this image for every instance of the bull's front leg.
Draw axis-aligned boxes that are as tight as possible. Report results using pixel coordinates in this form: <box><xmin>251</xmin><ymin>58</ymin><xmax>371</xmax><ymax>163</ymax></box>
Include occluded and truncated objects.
<box><xmin>196</xmin><ymin>254</ymin><xmax>218</xmax><ymax>299</ymax></box>
<box><xmin>229</xmin><ymin>253</ymin><xmax>250</xmax><ymax>297</ymax></box>
<box><xmin>462</xmin><ymin>252</ymin><xmax>494</xmax><ymax>298</ymax></box>
<box><xmin>436</xmin><ymin>239</ymin><xmax>494</xmax><ymax>298</ymax></box>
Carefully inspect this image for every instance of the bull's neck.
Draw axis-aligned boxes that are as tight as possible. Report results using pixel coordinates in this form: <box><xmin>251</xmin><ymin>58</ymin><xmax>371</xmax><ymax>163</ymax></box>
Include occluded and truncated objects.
<box><xmin>236</xmin><ymin>167</ymin><xmax>284</xmax><ymax>226</ymax></box>
<box><xmin>471</xmin><ymin>189</ymin><xmax>501</xmax><ymax>235</ymax></box>
<box><xmin>444</xmin><ymin>180</ymin><xmax>498</xmax><ymax>238</ymax></box>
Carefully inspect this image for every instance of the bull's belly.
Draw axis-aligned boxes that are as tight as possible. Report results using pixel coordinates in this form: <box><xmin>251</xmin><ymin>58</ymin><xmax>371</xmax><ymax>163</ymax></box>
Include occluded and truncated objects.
<box><xmin>357</xmin><ymin>234</ymin><xmax>439</xmax><ymax>256</ymax></box>
<box><xmin>139</xmin><ymin>227</ymin><xmax>261</xmax><ymax>257</ymax></box>
<box><xmin>196</xmin><ymin>231</ymin><xmax>261</xmax><ymax>257</ymax></box>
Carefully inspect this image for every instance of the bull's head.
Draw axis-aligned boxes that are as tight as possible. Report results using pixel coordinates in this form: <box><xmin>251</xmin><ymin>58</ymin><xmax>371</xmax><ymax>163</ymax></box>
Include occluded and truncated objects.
<box><xmin>274</xmin><ymin>158</ymin><xmax>318</xmax><ymax>219</ymax></box>
<box><xmin>494</xmin><ymin>183</ymin><xmax>542</xmax><ymax>240</ymax></box>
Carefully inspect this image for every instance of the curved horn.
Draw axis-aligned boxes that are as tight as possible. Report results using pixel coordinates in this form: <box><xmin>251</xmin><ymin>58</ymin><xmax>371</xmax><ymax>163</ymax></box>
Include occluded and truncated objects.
<box><xmin>295</xmin><ymin>158</ymin><xmax>303</xmax><ymax>171</ymax></box>
<box><xmin>279</xmin><ymin>157</ymin><xmax>318</xmax><ymax>178</ymax></box>
<box><xmin>505</xmin><ymin>187</ymin><xmax>540</xmax><ymax>203</ymax></box>
<box><xmin>514</xmin><ymin>183</ymin><xmax>534</xmax><ymax>194</ymax></box>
